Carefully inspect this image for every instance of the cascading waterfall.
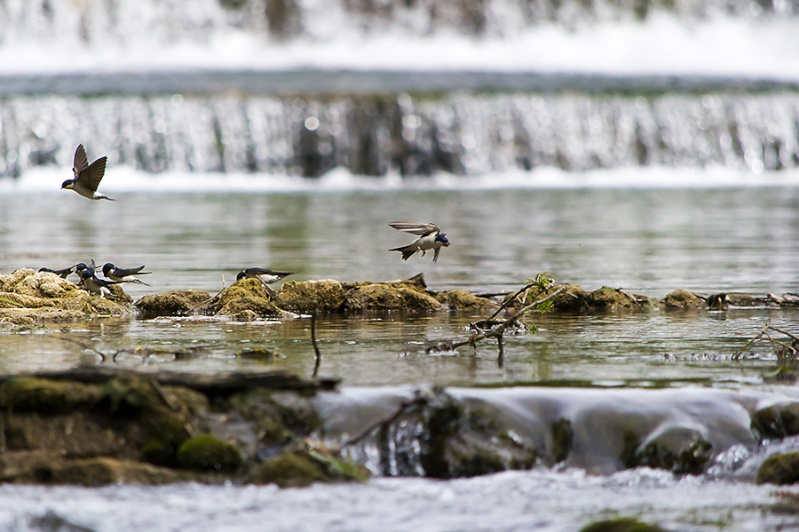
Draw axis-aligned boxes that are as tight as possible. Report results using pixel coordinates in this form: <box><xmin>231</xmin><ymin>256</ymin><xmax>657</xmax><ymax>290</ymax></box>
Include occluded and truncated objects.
<box><xmin>1</xmin><ymin>92</ymin><xmax>797</xmax><ymax>178</ymax></box>
<box><xmin>1</xmin><ymin>0</ymin><xmax>798</xmax><ymax>182</ymax></box>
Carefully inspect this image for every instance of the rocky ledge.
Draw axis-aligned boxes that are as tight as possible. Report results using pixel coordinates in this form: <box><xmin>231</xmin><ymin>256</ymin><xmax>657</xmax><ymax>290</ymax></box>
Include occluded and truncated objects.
<box><xmin>1</xmin><ymin>367</ymin><xmax>799</xmax><ymax>487</ymax></box>
<box><xmin>2</xmin><ymin>269</ymin><xmax>798</xmax><ymax>325</ymax></box>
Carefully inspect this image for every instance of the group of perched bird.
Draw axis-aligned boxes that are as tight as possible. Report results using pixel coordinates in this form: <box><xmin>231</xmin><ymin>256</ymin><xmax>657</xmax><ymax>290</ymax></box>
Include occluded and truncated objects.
<box><xmin>44</xmin><ymin>144</ymin><xmax>452</xmax><ymax>298</ymax></box>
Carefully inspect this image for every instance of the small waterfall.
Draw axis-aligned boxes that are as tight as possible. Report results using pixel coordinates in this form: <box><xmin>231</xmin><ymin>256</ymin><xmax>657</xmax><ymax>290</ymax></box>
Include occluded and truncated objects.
<box><xmin>1</xmin><ymin>0</ymin><xmax>797</xmax><ymax>47</ymax></box>
<box><xmin>2</xmin><ymin>91</ymin><xmax>797</xmax><ymax>179</ymax></box>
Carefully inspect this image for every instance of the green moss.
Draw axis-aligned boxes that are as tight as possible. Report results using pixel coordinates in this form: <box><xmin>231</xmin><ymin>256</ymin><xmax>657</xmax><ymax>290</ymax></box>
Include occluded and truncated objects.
<box><xmin>0</xmin><ymin>377</ymin><xmax>102</xmax><ymax>414</ymax></box>
<box><xmin>248</xmin><ymin>449</ymin><xmax>369</xmax><ymax>487</ymax></box>
<box><xmin>580</xmin><ymin>517</ymin><xmax>669</xmax><ymax>532</ymax></box>
<box><xmin>435</xmin><ymin>290</ymin><xmax>495</xmax><ymax>311</ymax></box>
<box><xmin>177</xmin><ymin>434</ymin><xmax>243</xmax><ymax>472</ymax></box>
<box><xmin>279</xmin><ymin>279</ymin><xmax>347</xmax><ymax>312</ymax></box>
<box><xmin>662</xmin><ymin>289</ymin><xmax>705</xmax><ymax>310</ymax></box>
<box><xmin>757</xmin><ymin>451</ymin><xmax>799</xmax><ymax>485</ymax></box>
<box><xmin>135</xmin><ymin>290</ymin><xmax>212</xmax><ymax>318</ymax></box>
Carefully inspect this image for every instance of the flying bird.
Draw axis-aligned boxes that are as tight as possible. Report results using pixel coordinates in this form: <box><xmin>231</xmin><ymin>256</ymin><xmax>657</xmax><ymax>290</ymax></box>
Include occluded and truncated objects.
<box><xmin>388</xmin><ymin>222</ymin><xmax>450</xmax><ymax>262</ymax></box>
<box><xmin>102</xmin><ymin>263</ymin><xmax>151</xmax><ymax>286</ymax></box>
<box><xmin>61</xmin><ymin>144</ymin><xmax>114</xmax><ymax>201</ymax></box>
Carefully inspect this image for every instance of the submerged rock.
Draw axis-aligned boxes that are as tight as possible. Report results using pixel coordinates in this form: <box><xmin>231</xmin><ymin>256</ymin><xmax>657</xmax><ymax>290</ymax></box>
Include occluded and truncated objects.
<box><xmin>248</xmin><ymin>448</ymin><xmax>369</xmax><ymax>488</ymax></box>
<box><xmin>207</xmin><ymin>278</ymin><xmax>287</xmax><ymax>318</ymax></box>
<box><xmin>585</xmin><ymin>287</ymin><xmax>656</xmax><ymax>311</ymax></box>
<box><xmin>757</xmin><ymin>451</ymin><xmax>799</xmax><ymax>485</ymax></box>
<box><xmin>435</xmin><ymin>289</ymin><xmax>496</xmax><ymax>311</ymax></box>
<box><xmin>662</xmin><ymin>289</ymin><xmax>706</xmax><ymax>310</ymax></box>
<box><xmin>135</xmin><ymin>289</ymin><xmax>211</xmax><ymax>318</ymax></box>
<box><xmin>176</xmin><ymin>434</ymin><xmax>244</xmax><ymax>472</ymax></box>
<box><xmin>345</xmin><ymin>282</ymin><xmax>443</xmax><ymax>311</ymax></box>
<box><xmin>279</xmin><ymin>279</ymin><xmax>347</xmax><ymax>312</ymax></box>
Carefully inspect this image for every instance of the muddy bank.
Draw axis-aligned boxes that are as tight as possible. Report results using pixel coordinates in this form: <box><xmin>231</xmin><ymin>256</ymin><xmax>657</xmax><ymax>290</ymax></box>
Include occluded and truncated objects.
<box><xmin>4</xmin><ymin>269</ymin><xmax>798</xmax><ymax>324</ymax></box>
<box><xmin>1</xmin><ymin>367</ymin><xmax>799</xmax><ymax>486</ymax></box>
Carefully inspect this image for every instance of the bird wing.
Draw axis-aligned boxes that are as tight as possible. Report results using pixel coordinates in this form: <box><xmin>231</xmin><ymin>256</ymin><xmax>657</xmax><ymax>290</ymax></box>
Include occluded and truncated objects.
<box><xmin>246</xmin><ymin>267</ymin><xmax>294</xmax><ymax>277</ymax></box>
<box><xmin>433</xmin><ymin>247</ymin><xmax>441</xmax><ymax>262</ymax></box>
<box><xmin>113</xmin><ymin>265</ymin><xmax>148</xmax><ymax>277</ymax></box>
<box><xmin>73</xmin><ymin>144</ymin><xmax>89</xmax><ymax>177</ymax></box>
<box><xmin>77</xmin><ymin>156</ymin><xmax>108</xmax><ymax>192</ymax></box>
<box><xmin>388</xmin><ymin>222</ymin><xmax>440</xmax><ymax>236</ymax></box>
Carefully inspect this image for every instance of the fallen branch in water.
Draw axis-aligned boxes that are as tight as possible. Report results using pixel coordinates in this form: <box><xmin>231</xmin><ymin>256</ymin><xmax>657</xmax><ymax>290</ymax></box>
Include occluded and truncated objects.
<box><xmin>426</xmin><ymin>284</ymin><xmax>566</xmax><ymax>360</ymax></box>
<box><xmin>341</xmin><ymin>388</ymin><xmax>432</xmax><ymax>448</ymax></box>
<box><xmin>733</xmin><ymin>323</ymin><xmax>798</xmax><ymax>362</ymax></box>
<box><xmin>281</xmin><ymin>299</ymin><xmax>323</xmax><ymax>377</ymax></box>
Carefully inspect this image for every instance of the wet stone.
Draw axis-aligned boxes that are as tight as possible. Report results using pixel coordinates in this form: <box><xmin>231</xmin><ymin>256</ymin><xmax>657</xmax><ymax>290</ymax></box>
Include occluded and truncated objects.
<box><xmin>279</xmin><ymin>279</ymin><xmax>347</xmax><ymax>312</ymax></box>
<box><xmin>0</xmin><ymin>270</ymin><xmax>131</xmax><ymax>324</ymax></box>
<box><xmin>662</xmin><ymin>289</ymin><xmax>706</xmax><ymax>310</ymax></box>
<box><xmin>135</xmin><ymin>289</ymin><xmax>211</xmax><ymax>318</ymax></box>
<box><xmin>757</xmin><ymin>451</ymin><xmax>799</xmax><ymax>485</ymax></box>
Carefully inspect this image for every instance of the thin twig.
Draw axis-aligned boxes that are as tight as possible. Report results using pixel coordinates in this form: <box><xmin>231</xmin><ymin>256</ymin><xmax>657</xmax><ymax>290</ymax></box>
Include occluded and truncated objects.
<box><xmin>430</xmin><ymin>286</ymin><xmax>566</xmax><ymax>354</ymax></box>
<box><xmin>311</xmin><ymin>301</ymin><xmax>321</xmax><ymax>378</ymax></box>
<box><xmin>341</xmin><ymin>393</ymin><xmax>428</xmax><ymax>448</ymax></box>
<box><xmin>490</xmin><ymin>280</ymin><xmax>538</xmax><ymax>319</ymax></box>
<box><xmin>54</xmin><ymin>336</ymin><xmax>106</xmax><ymax>362</ymax></box>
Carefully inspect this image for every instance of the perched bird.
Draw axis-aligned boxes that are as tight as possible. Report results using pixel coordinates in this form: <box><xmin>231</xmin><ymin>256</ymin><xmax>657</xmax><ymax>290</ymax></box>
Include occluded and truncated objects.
<box><xmin>80</xmin><ymin>268</ymin><xmax>119</xmax><ymax>298</ymax></box>
<box><xmin>388</xmin><ymin>222</ymin><xmax>450</xmax><ymax>262</ymax></box>
<box><xmin>38</xmin><ymin>266</ymin><xmax>75</xmax><ymax>279</ymax></box>
<box><xmin>61</xmin><ymin>144</ymin><xmax>114</xmax><ymax>201</ymax></box>
<box><xmin>74</xmin><ymin>260</ymin><xmax>97</xmax><ymax>277</ymax></box>
<box><xmin>102</xmin><ymin>263</ymin><xmax>151</xmax><ymax>286</ymax></box>
<box><xmin>236</xmin><ymin>268</ymin><xmax>294</xmax><ymax>297</ymax></box>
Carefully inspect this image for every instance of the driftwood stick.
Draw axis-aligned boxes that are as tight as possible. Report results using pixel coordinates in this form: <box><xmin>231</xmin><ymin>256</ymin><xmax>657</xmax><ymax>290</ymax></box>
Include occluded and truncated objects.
<box><xmin>490</xmin><ymin>280</ymin><xmax>539</xmax><ymax>319</ymax></box>
<box><xmin>54</xmin><ymin>336</ymin><xmax>106</xmax><ymax>362</ymax></box>
<box><xmin>732</xmin><ymin>324</ymin><xmax>769</xmax><ymax>360</ymax></box>
<box><xmin>311</xmin><ymin>302</ymin><xmax>322</xmax><ymax>378</ymax></box>
<box><xmin>341</xmin><ymin>392</ymin><xmax>428</xmax><ymax>448</ymax></box>
<box><xmin>432</xmin><ymin>286</ymin><xmax>566</xmax><ymax>354</ymax></box>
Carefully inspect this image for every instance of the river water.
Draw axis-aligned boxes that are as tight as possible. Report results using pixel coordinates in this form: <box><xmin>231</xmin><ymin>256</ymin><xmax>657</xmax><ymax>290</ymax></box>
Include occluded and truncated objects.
<box><xmin>2</xmin><ymin>179</ymin><xmax>799</xmax><ymax>530</ymax></box>
<box><xmin>3</xmin><ymin>0</ymin><xmax>799</xmax><ymax>530</ymax></box>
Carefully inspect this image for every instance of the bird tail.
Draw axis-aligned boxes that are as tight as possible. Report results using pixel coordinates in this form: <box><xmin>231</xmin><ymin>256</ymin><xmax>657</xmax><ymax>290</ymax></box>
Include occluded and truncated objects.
<box><xmin>389</xmin><ymin>245</ymin><xmax>417</xmax><ymax>261</ymax></box>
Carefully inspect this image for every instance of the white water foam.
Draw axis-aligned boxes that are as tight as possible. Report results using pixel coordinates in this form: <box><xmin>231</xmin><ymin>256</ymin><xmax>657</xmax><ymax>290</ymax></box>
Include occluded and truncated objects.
<box><xmin>0</xmin><ymin>16</ymin><xmax>798</xmax><ymax>81</ymax></box>
<box><xmin>4</xmin><ymin>165</ymin><xmax>799</xmax><ymax>195</ymax></box>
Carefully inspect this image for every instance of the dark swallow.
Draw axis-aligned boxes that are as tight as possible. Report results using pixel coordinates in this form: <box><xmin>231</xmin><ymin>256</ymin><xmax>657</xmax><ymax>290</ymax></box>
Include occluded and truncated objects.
<box><xmin>80</xmin><ymin>268</ymin><xmax>119</xmax><ymax>298</ymax></box>
<box><xmin>236</xmin><ymin>268</ymin><xmax>294</xmax><ymax>297</ymax></box>
<box><xmin>388</xmin><ymin>222</ymin><xmax>450</xmax><ymax>262</ymax></box>
<box><xmin>61</xmin><ymin>144</ymin><xmax>114</xmax><ymax>201</ymax></box>
<box><xmin>38</xmin><ymin>266</ymin><xmax>75</xmax><ymax>279</ymax></box>
<box><xmin>102</xmin><ymin>263</ymin><xmax>151</xmax><ymax>286</ymax></box>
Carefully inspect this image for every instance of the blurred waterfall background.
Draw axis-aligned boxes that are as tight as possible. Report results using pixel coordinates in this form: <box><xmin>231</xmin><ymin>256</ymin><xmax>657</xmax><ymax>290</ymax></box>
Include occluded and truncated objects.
<box><xmin>1</xmin><ymin>0</ymin><xmax>798</xmax><ymax>185</ymax></box>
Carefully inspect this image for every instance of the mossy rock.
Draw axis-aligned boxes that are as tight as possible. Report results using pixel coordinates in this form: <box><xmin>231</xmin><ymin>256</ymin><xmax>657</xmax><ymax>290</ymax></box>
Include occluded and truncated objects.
<box><xmin>208</xmin><ymin>279</ymin><xmax>284</xmax><ymax>317</ymax></box>
<box><xmin>756</xmin><ymin>451</ymin><xmax>799</xmax><ymax>485</ymax></box>
<box><xmin>345</xmin><ymin>284</ymin><xmax>443</xmax><ymax>311</ymax></box>
<box><xmin>279</xmin><ymin>279</ymin><xmax>347</xmax><ymax>312</ymax></box>
<box><xmin>0</xmin><ymin>270</ymin><xmax>130</xmax><ymax>319</ymax></box>
<box><xmin>229</xmin><ymin>389</ymin><xmax>322</xmax><ymax>450</ymax></box>
<box><xmin>0</xmin><ymin>377</ymin><xmax>103</xmax><ymax>414</ymax></box>
<box><xmin>753</xmin><ymin>402</ymin><xmax>799</xmax><ymax>439</ymax></box>
<box><xmin>0</xmin><ymin>452</ymin><xmax>190</xmax><ymax>486</ymax></box>
<box><xmin>176</xmin><ymin>434</ymin><xmax>244</xmax><ymax>472</ymax></box>
<box><xmin>586</xmin><ymin>287</ymin><xmax>655</xmax><ymax>311</ymax></box>
<box><xmin>436</xmin><ymin>290</ymin><xmax>495</xmax><ymax>311</ymax></box>
<box><xmin>662</xmin><ymin>289</ymin><xmax>705</xmax><ymax>310</ymax></box>
<box><xmin>580</xmin><ymin>517</ymin><xmax>669</xmax><ymax>532</ymax></box>
<box><xmin>504</xmin><ymin>282</ymin><xmax>587</xmax><ymax>313</ymax></box>
<box><xmin>633</xmin><ymin>426</ymin><xmax>713</xmax><ymax>474</ymax></box>
<box><xmin>135</xmin><ymin>289</ymin><xmax>211</xmax><ymax>318</ymax></box>
<box><xmin>248</xmin><ymin>449</ymin><xmax>369</xmax><ymax>487</ymax></box>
